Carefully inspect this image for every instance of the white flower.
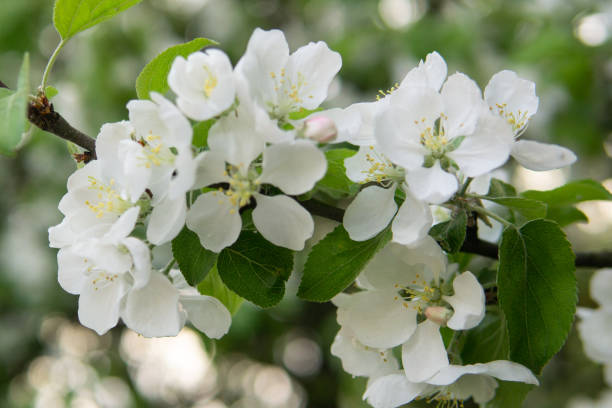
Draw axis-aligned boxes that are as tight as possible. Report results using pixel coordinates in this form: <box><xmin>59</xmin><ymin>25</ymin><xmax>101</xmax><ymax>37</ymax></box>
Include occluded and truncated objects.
<box><xmin>57</xmin><ymin>207</ymin><xmax>151</xmax><ymax>335</ymax></box>
<box><xmin>185</xmin><ymin>105</ymin><xmax>327</xmax><ymax>252</ymax></box>
<box><xmin>168</xmin><ymin>49</ymin><xmax>236</xmax><ymax>121</ymax></box>
<box><xmin>484</xmin><ymin>70</ymin><xmax>576</xmax><ymax>171</ymax></box>
<box><xmin>122</xmin><ymin>269</ymin><xmax>232</xmax><ymax>339</ymax></box>
<box><xmin>576</xmin><ymin>268</ymin><xmax>612</xmax><ymax>386</ymax></box>
<box><xmin>376</xmin><ymin>73</ymin><xmax>514</xmax><ymax>204</ymax></box>
<box><xmin>48</xmin><ymin>160</ymin><xmax>139</xmax><ymax>248</ymax></box>
<box><xmin>235</xmin><ymin>28</ymin><xmax>342</xmax><ymax>140</ymax></box>
<box><xmin>96</xmin><ymin>93</ymin><xmax>196</xmax><ymax>245</ymax></box>
<box><xmin>342</xmin><ymin>145</ymin><xmax>432</xmax><ymax>245</ymax></box>
<box><xmin>364</xmin><ymin>361</ymin><xmax>539</xmax><ymax>408</ymax></box>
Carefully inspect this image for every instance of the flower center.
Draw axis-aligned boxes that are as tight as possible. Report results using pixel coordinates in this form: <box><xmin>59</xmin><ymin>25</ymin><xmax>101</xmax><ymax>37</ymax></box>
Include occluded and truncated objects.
<box><xmin>268</xmin><ymin>69</ymin><xmax>313</xmax><ymax>119</ymax></box>
<box><xmin>212</xmin><ymin>164</ymin><xmax>261</xmax><ymax>215</ymax></box>
<box><xmin>85</xmin><ymin>260</ymin><xmax>120</xmax><ymax>291</ymax></box>
<box><xmin>417</xmin><ymin>388</ymin><xmax>465</xmax><ymax>408</ymax></box>
<box><xmin>393</xmin><ymin>274</ymin><xmax>443</xmax><ymax>314</ymax></box>
<box><xmin>203</xmin><ymin>65</ymin><xmax>218</xmax><ymax>98</ymax></box>
<box><xmin>85</xmin><ymin>177</ymin><xmax>131</xmax><ymax>219</ymax></box>
<box><xmin>490</xmin><ymin>102</ymin><xmax>529</xmax><ymax>133</ymax></box>
<box><xmin>139</xmin><ymin>133</ymin><xmax>175</xmax><ymax>168</ymax></box>
<box><xmin>362</xmin><ymin>146</ymin><xmax>405</xmax><ymax>185</ymax></box>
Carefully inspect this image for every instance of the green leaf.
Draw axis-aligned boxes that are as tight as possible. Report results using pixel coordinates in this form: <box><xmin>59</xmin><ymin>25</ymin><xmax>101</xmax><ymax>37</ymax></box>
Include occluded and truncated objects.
<box><xmin>485</xmin><ymin>382</ymin><xmax>535</xmax><ymax>408</ymax></box>
<box><xmin>315</xmin><ymin>148</ymin><xmax>360</xmax><ymax>198</ymax></box>
<box><xmin>462</xmin><ymin>310</ymin><xmax>509</xmax><ymax>364</ymax></box>
<box><xmin>193</xmin><ymin>119</ymin><xmax>214</xmax><ymax>148</ymax></box>
<box><xmin>217</xmin><ymin>231</ymin><xmax>294</xmax><ymax>308</ymax></box>
<box><xmin>288</xmin><ymin>107</ymin><xmax>322</xmax><ymax>120</ymax></box>
<box><xmin>197</xmin><ymin>265</ymin><xmax>244</xmax><ymax>315</ymax></box>
<box><xmin>45</xmin><ymin>85</ymin><xmax>59</xmax><ymax>99</ymax></box>
<box><xmin>487</xmin><ymin>178</ymin><xmax>517</xmax><ymax>198</ymax></box>
<box><xmin>497</xmin><ymin>219</ymin><xmax>576</xmax><ymax>374</ymax></box>
<box><xmin>521</xmin><ymin>180</ymin><xmax>611</xmax><ymax>227</ymax></box>
<box><xmin>53</xmin><ymin>0</ymin><xmax>141</xmax><ymax>40</ymax></box>
<box><xmin>0</xmin><ymin>54</ymin><xmax>29</xmax><ymax>155</ymax></box>
<box><xmin>136</xmin><ymin>38</ymin><xmax>217</xmax><ymax>100</ymax></box>
<box><xmin>483</xmin><ymin>197</ymin><xmax>547</xmax><ymax>220</ymax></box>
<box><xmin>546</xmin><ymin>206</ymin><xmax>588</xmax><ymax>227</ymax></box>
<box><xmin>172</xmin><ymin>227</ymin><xmax>218</xmax><ymax>286</ymax></box>
<box><xmin>429</xmin><ymin>210</ymin><xmax>467</xmax><ymax>253</ymax></box>
<box><xmin>0</xmin><ymin>88</ymin><xmax>13</xmax><ymax>98</ymax></box>
<box><xmin>521</xmin><ymin>179</ymin><xmax>612</xmax><ymax>205</ymax></box>
<box><xmin>297</xmin><ymin>226</ymin><xmax>392</xmax><ymax>302</ymax></box>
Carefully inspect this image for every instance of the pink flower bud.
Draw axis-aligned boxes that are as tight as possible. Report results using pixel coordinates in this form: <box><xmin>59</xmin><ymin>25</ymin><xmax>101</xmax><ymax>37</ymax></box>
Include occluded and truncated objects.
<box><xmin>424</xmin><ymin>306</ymin><xmax>453</xmax><ymax>326</ymax></box>
<box><xmin>303</xmin><ymin>116</ymin><xmax>337</xmax><ymax>143</ymax></box>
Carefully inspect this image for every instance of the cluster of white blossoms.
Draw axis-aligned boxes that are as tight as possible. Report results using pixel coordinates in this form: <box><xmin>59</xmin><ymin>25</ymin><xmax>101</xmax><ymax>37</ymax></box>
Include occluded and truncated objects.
<box><xmin>48</xmin><ymin>27</ymin><xmax>579</xmax><ymax>405</ymax></box>
<box><xmin>576</xmin><ymin>269</ymin><xmax>612</xmax><ymax>386</ymax></box>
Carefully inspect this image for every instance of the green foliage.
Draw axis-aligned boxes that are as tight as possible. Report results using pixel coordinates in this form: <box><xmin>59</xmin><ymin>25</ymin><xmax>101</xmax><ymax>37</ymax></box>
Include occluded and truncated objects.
<box><xmin>521</xmin><ymin>180</ymin><xmax>612</xmax><ymax>226</ymax></box>
<box><xmin>487</xmin><ymin>178</ymin><xmax>517</xmax><ymax>198</ymax></box>
<box><xmin>429</xmin><ymin>210</ymin><xmax>467</xmax><ymax>253</ymax></box>
<box><xmin>497</xmin><ymin>219</ymin><xmax>576</xmax><ymax>375</ymax></box>
<box><xmin>53</xmin><ymin>0</ymin><xmax>141</xmax><ymax>40</ymax></box>
<box><xmin>135</xmin><ymin>38</ymin><xmax>216</xmax><ymax>100</ymax></box>
<box><xmin>482</xmin><ymin>197</ymin><xmax>547</xmax><ymax>221</ymax></box>
<box><xmin>297</xmin><ymin>226</ymin><xmax>391</xmax><ymax>302</ymax></box>
<box><xmin>197</xmin><ymin>265</ymin><xmax>244</xmax><ymax>315</ymax></box>
<box><xmin>288</xmin><ymin>107</ymin><xmax>322</xmax><ymax>120</ymax></box>
<box><xmin>193</xmin><ymin>119</ymin><xmax>214</xmax><ymax>148</ymax></box>
<box><xmin>485</xmin><ymin>382</ymin><xmax>535</xmax><ymax>408</ymax></box>
<box><xmin>45</xmin><ymin>85</ymin><xmax>59</xmax><ymax>99</ymax></box>
<box><xmin>461</xmin><ymin>310</ymin><xmax>509</xmax><ymax>364</ymax></box>
<box><xmin>0</xmin><ymin>54</ymin><xmax>29</xmax><ymax>155</ymax></box>
<box><xmin>217</xmin><ymin>231</ymin><xmax>293</xmax><ymax>308</ymax></box>
<box><xmin>172</xmin><ymin>227</ymin><xmax>218</xmax><ymax>286</ymax></box>
<box><xmin>315</xmin><ymin>148</ymin><xmax>359</xmax><ymax>198</ymax></box>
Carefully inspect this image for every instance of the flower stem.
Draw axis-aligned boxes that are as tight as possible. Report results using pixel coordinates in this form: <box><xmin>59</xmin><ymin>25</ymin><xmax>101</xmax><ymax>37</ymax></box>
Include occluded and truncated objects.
<box><xmin>469</xmin><ymin>205</ymin><xmax>513</xmax><ymax>228</ymax></box>
<box><xmin>41</xmin><ymin>39</ymin><xmax>66</xmax><ymax>90</ymax></box>
<box><xmin>161</xmin><ymin>258</ymin><xmax>176</xmax><ymax>276</ymax></box>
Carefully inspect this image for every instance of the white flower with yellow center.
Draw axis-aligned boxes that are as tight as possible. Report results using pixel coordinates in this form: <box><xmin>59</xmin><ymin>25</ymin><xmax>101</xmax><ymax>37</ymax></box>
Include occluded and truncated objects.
<box><xmin>96</xmin><ymin>93</ymin><xmax>197</xmax><ymax>245</ymax></box>
<box><xmin>56</xmin><ymin>207</ymin><xmax>151</xmax><ymax>335</ymax></box>
<box><xmin>342</xmin><ymin>145</ymin><xmax>432</xmax><ymax>245</ymax></box>
<box><xmin>484</xmin><ymin>70</ymin><xmax>576</xmax><ymax>171</ymax></box>
<box><xmin>49</xmin><ymin>160</ymin><xmax>140</xmax><ymax>248</ymax></box>
<box><xmin>168</xmin><ymin>49</ymin><xmax>236</xmax><ymax>121</ymax></box>
<box><xmin>376</xmin><ymin>73</ymin><xmax>514</xmax><ymax>204</ymax></box>
<box><xmin>234</xmin><ymin>28</ymin><xmax>342</xmax><ymax>143</ymax></box>
<box><xmin>185</xmin><ymin>104</ymin><xmax>327</xmax><ymax>252</ymax></box>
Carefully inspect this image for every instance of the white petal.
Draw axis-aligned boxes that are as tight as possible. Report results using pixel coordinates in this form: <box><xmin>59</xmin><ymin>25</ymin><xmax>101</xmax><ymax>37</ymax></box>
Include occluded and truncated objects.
<box><xmin>392</xmin><ymin>191</ymin><xmax>433</xmax><ymax>246</ymax></box>
<box><xmin>186</xmin><ymin>191</ymin><xmax>242</xmax><ymax>252</ymax></box>
<box><xmin>577</xmin><ymin>309</ymin><xmax>612</xmax><ymax>362</ymax></box>
<box><xmin>57</xmin><ymin>248</ymin><xmax>87</xmax><ymax>294</ymax></box>
<box><xmin>331</xmin><ymin>328</ymin><xmax>398</xmax><ymax>378</ymax></box>
<box><xmin>193</xmin><ymin>151</ymin><xmax>231</xmax><ymax>189</ymax></box>
<box><xmin>511</xmin><ymin>140</ymin><xmax>577</xmax><ymax>171</ymax></box>
<box><xmin>343</xmin><ymin>185</ymin><xmax>398</xmax><ymax>241</ymax></box>
<box><xmin>590</xmin><ymin>268</ymin><xmax>612</xmax><ymax>308</ymax></box>
<box><xmin>286</xmin><ymin>41</ymin><xmax>342</xmax><ymax>109</ymax></box>
<box><xmin>207</xmin><ymin>105</ymin><xmax>265</xmax><ymax>166</ymax></box>
<box><xmin>316</xmin><ymin>106</ymin><xmax>362</xmax><ymax>144</ymax></box>
<box><xmin>452</xmin><ymin>374</ymin><xmax>498</xmax><ymax>404</ymax></box>
<box><xmin>235</xmin><ymin>28</ymin><xmax>289</xmax><ymax>107</ymax></box>
<box><xmin>168</xmin><ymin>147</ymin><xmax>196</xmax><ymax>199</ymax></box>
<box><xmin>402</xmin><ymin>320</ymin><xmax>448</xmax><ymax>382</ymax></box>
<box><xmin>448</xmin><ymin>113</ymin><xmax>513</xmax><ymax>177</ymax></box>
<box><xmin>342</xmin><ymin>101</ymin><xmax>383</xmax><ymax>146</ymax></box>
<box><xmin>95</xmin><ymin>121</ymin><xmax>136</xmax><ymax>188</ymax></box>
<box><xmin>344</xmin><ymin>146</ymin><xmax>376</xmax><ymax>183</ymax></box>
<box><xmin>258</xmin><ymin>141</ymin><xmax>327</xmax><ymax>195</ymax></box>
<box><xmin>427</xmin><ymin>361</ymin><xmax>539</xmax><ymax>386</ymax></box>
<box><xmin>337</xmin><ymin>290</ymin><xmax>417</xmax><ymax>349</ymax></box>
<box><xmin>361</xmin><ymin>243</ymin><xmax>427</xmax><ymax>291</ymax></box>
<box><xmin>440</xmin><ymin>73</ymin><xmax>482</xmax><ymax>138</ymax></box>
<box><xmin>400</xmin><ymin>51</ymin><xmax>448</xmax><ymax>91</ymax></box>
<box><xmin>405</xmin><ymin>162</ymin><xmax>458</xmax><ymax>204</ymax></box>
<box><xmin>484</xmin><ymin>70</ymin><xmax>539</xmax><ymax>123</ymax></box>
<box><xmin>150</xmin><ymin>92</ymin><xmax>193</xmax><ymax>147</ymax></box>
<box><xmin>103</xmin><ymin>206</ymin><xmax>140</xmax><ymax>242</ymax></box>
<box><xmin>147</xmin><ymin>195</ymin><xmax>187</xmax><ymax>245</ymax></box>
<box><xmin>252</xmin><ymin>193</ymin><xmax>314</xmax><ymax>251</ymax></box>
<box><xmin>180</xmin><ymin>294</ymin><xmax>232</xmax><ymax>339</ymax></box>
<box><xmin>363</xmin><ymin>372</ymin><xmax>428</xmax><ymax>408</ymax></box>
<box><xmin>122</xmin><ymin>272</ymin><xmax>183</xmax><ymax>338</ymax></box>
<box><xmin>443</xmin><ymin>271</ymin><xmax>485</xmax><ymax>330</ymax></box>
<box><xmin>121</xmin><ymin>237</ymin><xmax>151</xmax><ymax>290</ymax></box>
<box><xmin>78</xmin><ymin>278</ymin><xmax>127</xmax><ymax>335</ymax></box>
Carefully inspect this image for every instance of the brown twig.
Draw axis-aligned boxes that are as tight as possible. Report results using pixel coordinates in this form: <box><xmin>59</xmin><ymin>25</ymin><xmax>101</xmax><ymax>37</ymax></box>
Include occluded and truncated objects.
<box><xmin>0</xmin><ymin>80</ymin><xmax>8</xmax><ymax>89</ymax></box>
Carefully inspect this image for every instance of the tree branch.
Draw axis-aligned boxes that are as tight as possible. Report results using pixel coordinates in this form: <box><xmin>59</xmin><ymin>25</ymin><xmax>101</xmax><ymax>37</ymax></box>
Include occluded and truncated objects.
<box><xmin>27</xmin><ymin>94</ymin><xmax>97</xmax><ymax>159</ymax></box>
<box><xmin>302</xmin><ymin>199</ymin><xmax>612</xmax><ymax>268</ymax></box>
<box><xmin>0</xmin><ymin>80</ymin><xmax>7</xmax><ymax>89</ymax></box>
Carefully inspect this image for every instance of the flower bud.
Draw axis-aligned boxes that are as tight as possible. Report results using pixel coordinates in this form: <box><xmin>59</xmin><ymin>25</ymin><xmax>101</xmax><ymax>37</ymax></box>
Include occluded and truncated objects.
<box><xmin>424</xmin><ymin>306</ymin><xmax>453</xmax><ymax>326</ymax></box>
<box><xmin>303</xmin><ymin>116</ymin><xmax>337</xmax><ymax>143</ymax></box>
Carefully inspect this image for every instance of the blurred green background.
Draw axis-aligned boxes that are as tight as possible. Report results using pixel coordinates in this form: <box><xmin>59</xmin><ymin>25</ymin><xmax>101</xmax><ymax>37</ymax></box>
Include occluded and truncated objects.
<box><xmin>1</xmin><ymin>0</ymin><xmax>612</xmax><ymax>407</ymax></box>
